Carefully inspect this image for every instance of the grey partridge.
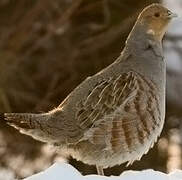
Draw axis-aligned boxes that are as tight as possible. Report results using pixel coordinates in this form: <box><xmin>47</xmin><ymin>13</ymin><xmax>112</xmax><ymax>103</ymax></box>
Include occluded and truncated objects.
<box><xmin>3</xmin><ymin>3</ymin><xmax>177</xmax><ymax>176</ymax></box>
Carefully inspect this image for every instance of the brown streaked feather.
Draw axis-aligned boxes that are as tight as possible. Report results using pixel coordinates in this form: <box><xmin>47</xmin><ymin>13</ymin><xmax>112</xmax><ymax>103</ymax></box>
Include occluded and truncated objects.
<box><xmin>83</xmin><ymin>81</ymin><xmax>109</xmax><ymax>107</ymax></box>
<box><xmin>76</xmin><ymin>71</ymin><xmax>160</xmax><ymax>153</ymax></box>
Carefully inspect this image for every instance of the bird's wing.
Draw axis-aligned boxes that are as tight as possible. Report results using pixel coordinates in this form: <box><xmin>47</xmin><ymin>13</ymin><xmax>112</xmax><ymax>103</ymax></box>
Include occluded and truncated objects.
<box><xmin>76</xmin><ymin>71</ymin><xmax>137</xmax><ymax>129</ymax></box>
<box><xmin>76</xmin><ymin>71</ymin><xmax>160</xmax><ymax>153</ymax></box>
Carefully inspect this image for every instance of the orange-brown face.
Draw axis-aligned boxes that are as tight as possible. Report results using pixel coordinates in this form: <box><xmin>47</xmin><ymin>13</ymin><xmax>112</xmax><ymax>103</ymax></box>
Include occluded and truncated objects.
<box><xmin>137</xmin><ymin>4</ymin><xmax>177</xmax><ymax>40</ymax></box>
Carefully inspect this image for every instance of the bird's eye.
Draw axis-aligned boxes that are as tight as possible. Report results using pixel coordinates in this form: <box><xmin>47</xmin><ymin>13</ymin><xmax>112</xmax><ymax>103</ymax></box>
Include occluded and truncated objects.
<box><xmin>167</xmin><ymin>10</ymin><xmax>172</xmax><ymax>16</ymax></box>
<box><xmin>154</xmin><ymin>12</ymin><xmax>160</xmax><ymax>17</ymax></box>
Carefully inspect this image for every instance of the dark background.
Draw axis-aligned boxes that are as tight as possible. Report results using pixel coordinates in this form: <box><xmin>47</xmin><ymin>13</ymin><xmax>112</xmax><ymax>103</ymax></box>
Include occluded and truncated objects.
<box><xmin>0</xmin><ymin>0</ymin><xmax>182</xmax><ymax>179</ymax></box>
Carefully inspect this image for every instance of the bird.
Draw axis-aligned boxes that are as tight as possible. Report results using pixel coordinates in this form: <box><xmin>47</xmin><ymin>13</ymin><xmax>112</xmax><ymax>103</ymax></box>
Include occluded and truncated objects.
<box><xmin>3</xmin><ymin>3</ymin><xmax>177</xmax><ymax>176</ymax></box>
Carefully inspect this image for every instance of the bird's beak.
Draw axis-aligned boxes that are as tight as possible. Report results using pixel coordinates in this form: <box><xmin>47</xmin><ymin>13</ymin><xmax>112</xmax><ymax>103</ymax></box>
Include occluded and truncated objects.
<box><xmin>168</xmin><ymin>11</ymin><xmax>178</xmax><ymax>18</ymax></box>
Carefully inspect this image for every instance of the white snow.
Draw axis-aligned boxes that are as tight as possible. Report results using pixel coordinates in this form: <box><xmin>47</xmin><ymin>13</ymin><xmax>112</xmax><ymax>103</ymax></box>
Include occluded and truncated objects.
<box><xmin>24</xmin><ymin>163</ymin><xmax>182</xmax><ymax>180</ymax></box>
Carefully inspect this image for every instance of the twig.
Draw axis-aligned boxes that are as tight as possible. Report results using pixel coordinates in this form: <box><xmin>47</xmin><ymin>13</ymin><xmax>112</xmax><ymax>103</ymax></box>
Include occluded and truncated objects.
<box><xmin>75</xmin><ymin>14</ymin><xmax>136</xmax><ymax>57</ymax></box>
<box><xmin>24</xmin><ymin>0</ymin><xmax>83</xmax><ymax>57</ymax></box>
<box><xmin>4</xmin><ymin>0</ymin><xmax>51</xmax><ymax>52</ymax></box>
<box><xmin>0</xmin><ymin>88</ymin><xmax>11</xmax><ymax>112</ymax></box>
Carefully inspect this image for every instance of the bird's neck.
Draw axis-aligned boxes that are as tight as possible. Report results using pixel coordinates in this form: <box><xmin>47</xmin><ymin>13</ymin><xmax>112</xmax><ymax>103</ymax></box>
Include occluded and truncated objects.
<box><xmin>125</xmin><ymin>22</ymin><xmax>163</xmax><ymax>57</ymax></box>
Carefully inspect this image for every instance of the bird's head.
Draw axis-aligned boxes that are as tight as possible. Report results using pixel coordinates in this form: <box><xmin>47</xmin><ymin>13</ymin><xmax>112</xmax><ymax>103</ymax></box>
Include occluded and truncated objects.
<box><xmin>136</xmin><ymin>3</ymin><xmax>177</xmax><ymax>41</ymax></box>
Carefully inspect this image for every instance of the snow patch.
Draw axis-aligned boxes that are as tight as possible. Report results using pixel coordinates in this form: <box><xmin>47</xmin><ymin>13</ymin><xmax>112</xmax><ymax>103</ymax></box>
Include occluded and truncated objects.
<box><xmin>24</xmin><ymin>163</ymin><xmax>182</xmax><ymax>180</ymax></box>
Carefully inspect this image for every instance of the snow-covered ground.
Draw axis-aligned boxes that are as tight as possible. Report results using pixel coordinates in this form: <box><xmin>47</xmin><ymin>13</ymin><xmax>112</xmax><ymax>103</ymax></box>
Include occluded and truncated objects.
<box><xmin>24</xmin><ymin>163</ymin><xmax>182</xmax><ymax>180</ymax></box>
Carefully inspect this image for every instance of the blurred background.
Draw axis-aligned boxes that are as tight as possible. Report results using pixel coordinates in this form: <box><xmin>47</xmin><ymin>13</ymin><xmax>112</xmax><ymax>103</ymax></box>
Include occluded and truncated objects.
<box><xmin>0</xmin><ymin>0</ymin><xmax>182</xmax><ymax>179</ymax></box>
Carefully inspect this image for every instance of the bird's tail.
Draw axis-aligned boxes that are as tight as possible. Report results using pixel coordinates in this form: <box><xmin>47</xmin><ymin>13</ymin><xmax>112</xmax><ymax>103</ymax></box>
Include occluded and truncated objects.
<box><xmin>4</xmin><ymin>113</ymin><xmax>44</xmax><ymax>129</ymax></box>
<box><xmin>3</xmin><ymin>112</ymin><xmax>52</xmax><ymax>142</ymax></box>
